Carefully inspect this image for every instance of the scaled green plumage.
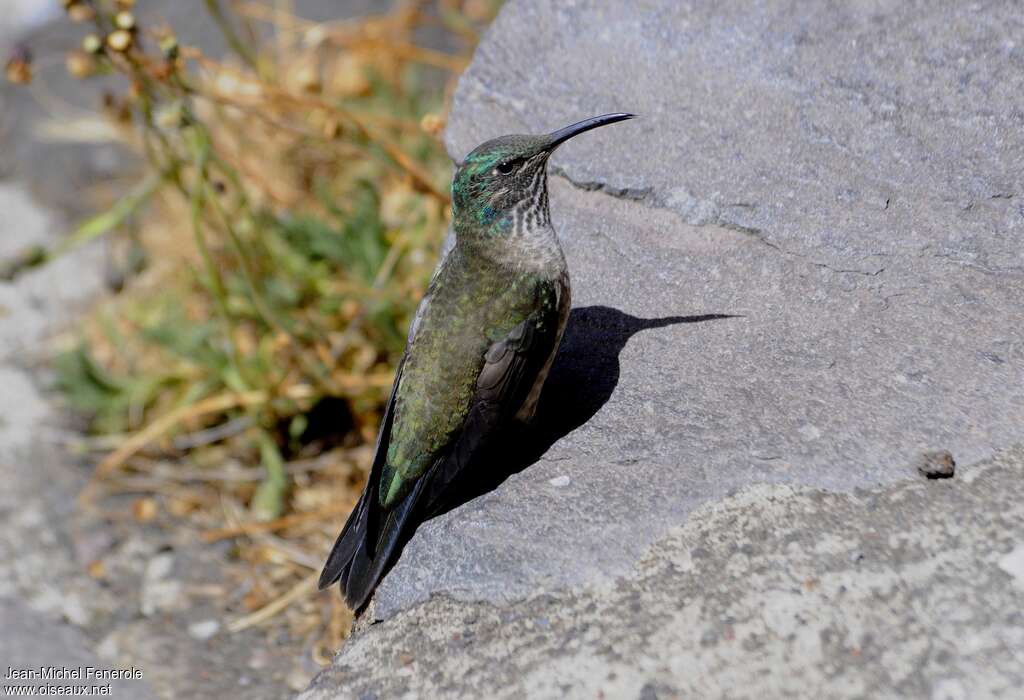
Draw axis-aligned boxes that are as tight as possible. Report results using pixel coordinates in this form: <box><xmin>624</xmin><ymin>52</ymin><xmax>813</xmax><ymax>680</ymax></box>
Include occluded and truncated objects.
<box><xmin>382</xmin><ymin>251</ymin><xmax>556</xmax><ymax>507</ymax></box>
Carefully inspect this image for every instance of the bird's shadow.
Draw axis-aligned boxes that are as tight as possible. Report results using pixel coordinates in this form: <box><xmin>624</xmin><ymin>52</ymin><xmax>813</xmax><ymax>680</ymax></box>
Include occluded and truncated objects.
<box><xmin>429</xmin><ymin>305</ymin><xmax>736</xmax><ymax>518</ymax></box>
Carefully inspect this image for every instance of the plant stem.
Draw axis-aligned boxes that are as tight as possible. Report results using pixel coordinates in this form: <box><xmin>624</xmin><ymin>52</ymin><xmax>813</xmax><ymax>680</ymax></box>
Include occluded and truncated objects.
<box><xmin>202</xmin><ymin>179</ymin><xmax>342</xmax><ymax>397</ymax></box>
<box><xmin>204</xmin><ymin>0</ymin><xmax>260</xmax><ymax>70</ymax></box>
<box><xmin>186</xmin><ymin>129</ymin><xmax>248</xmax><ymax>387</ymax></box>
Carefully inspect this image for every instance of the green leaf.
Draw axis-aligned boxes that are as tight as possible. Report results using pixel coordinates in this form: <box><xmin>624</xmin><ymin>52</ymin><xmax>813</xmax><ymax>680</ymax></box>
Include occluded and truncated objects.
<box><xmin>250</xmin><ymin>431</ymin><xmax>287</xmax><ymax>521</ymax></box>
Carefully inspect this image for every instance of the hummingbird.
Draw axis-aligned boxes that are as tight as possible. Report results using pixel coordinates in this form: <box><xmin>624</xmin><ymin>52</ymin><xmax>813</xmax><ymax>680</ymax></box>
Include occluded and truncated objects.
<box><xmin>318</xmin><ymin>113</ymin><xmax>635</xmax><ymax>610</ymax></box>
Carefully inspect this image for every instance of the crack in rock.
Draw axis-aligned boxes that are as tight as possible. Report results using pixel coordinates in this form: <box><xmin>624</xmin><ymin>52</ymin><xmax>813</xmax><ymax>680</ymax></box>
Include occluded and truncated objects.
<box><xmin>553</xmin><ymin>172</ymin><xmax>890</xmax><ymax>277</ymax></box>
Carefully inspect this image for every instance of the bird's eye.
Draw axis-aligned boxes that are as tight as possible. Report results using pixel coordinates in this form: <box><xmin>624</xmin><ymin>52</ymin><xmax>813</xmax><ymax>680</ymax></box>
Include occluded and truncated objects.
<box><xmin>495</xmin><ymin>160</ymin><xmax>516</xmax><ymax>175</ymax></box>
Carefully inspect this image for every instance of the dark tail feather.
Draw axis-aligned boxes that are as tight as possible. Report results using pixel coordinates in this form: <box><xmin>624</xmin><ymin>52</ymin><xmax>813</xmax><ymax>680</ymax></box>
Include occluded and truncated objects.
<box><xmin>317</xmin><ymin>488</ymin><xmax>371</xmax><ymax>591</ymax></box>
<box><xmin>319</xmin><ymin>356</ymin><xmax>413</xmax><ymax>607</ymax></box>
<box><xmin>320</xmin><ymin>375</ymin><xmax>510</xmax><ymax>603</ymax></box>
<box><xmin>341</xmin><ymin>474</ymin><xmax>430</xmax><ymax>610</ymax></box>
<box><xmin>318</xmin><ymin>468</ymin><xmax>432</xmax><ymax>611</ymax></box>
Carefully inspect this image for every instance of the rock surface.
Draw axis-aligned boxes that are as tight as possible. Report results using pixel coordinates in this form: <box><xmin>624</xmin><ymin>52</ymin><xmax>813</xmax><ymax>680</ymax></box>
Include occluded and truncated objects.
<box><xmin>377</xmin><ymin>0</ymin><xmax>1024</xmax><ymax>617</ymax></box>
<box><xmin>308</xmin><ymin>0</ymin><xmax>1024</xmax><ymax>696</ymax></box>
<box><xmin>303</xmin><ymin>446</ymin><xmax>1024</xmax><ymax>699</ymax></box>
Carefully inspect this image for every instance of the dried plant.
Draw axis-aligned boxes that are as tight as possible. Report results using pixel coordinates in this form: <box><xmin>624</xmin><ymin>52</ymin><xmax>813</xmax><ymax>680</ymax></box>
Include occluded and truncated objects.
<box><xmin>8</xmin><ymin>0</ymin><xmax>500</xmax><ymax>655</ymax></box>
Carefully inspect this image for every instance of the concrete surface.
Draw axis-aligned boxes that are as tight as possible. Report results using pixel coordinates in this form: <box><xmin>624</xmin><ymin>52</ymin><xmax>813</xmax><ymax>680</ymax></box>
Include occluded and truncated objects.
<box><xmin>0</xmin><ymin>598</ymin><xmax>160</xmax><ymax>699</ymax></box>
<box><xmin>0</xmin><ymin>182</ymin><xmax>163</xmax><ymax>699</ymax></box>
<box><xmin>307</xmin><ymin>0</ymin><xmax>1024</xmax><ymax>697</ymax></box>
<box><xmin>0</xmin><ymin>179</ymin><xmax>309</xmax><ymax>698</ymax></box>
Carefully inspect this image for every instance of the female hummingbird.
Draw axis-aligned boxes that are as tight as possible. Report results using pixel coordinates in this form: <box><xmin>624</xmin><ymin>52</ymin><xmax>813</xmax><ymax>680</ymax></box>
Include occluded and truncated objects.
<box><xmin>319</xmin><ymin>113</ymin><xmax>635</xmax><ymax>610</ymax></box>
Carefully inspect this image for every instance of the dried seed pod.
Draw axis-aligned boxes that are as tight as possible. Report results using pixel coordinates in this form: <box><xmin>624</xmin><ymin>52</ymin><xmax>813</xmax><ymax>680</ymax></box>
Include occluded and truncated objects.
<box><xmin>4</xmin><ymin>48</ymin><xmax>32</xmax><ymax>85</ymax></box>
<box><xmin>107</xmin><ymin>30</ymin><xmax>133</xmax><ymax>53</ymax></box>
<box><xmin>159</xmin><ymin>35</ymin><xmax>179</xmax><ymax>60</ymax></box>
<box><xmin>420</xmin><ymin>113</ymin><xmax>445</xmax><ymax>137</ymax></box>
<box><xmin>114</xmin><ymin>11</ymin><xmax>136</xmax><ymax>31</ymax></box>
<box><xmin>66</xmin><ymin>50</ymin><xmax>96</xmax><ymax>79</ymax></box>
<box><xmin>82</xmin><ymin>34</ymin><xmax>104</xmax><ymax>54</ymax></box>
<box><xmin>68</xmin><ymin>4</ymin><xmax>96</xmax><ymax>22</ymax></box>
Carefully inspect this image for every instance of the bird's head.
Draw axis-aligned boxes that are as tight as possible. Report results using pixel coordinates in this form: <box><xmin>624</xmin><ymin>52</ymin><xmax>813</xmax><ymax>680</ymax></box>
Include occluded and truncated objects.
<box><xmin>451</xmin><ymin>113</ymin><xmax>634</xmax><ymax>233</ymax></box>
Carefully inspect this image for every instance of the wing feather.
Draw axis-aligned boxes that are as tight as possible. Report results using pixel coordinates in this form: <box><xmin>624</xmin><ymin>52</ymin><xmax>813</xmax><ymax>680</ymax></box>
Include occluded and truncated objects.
<box><xmin>319</xmin><ymin>274</ymin><xmax>564</xmax><ymax>610</ymax></box>
<box><xmin>424</xmin><ymin>287</ymin><xmax>562</xmax><ymax>512</ymax></box>
<box><xmin>316</xmin><ymin>355</ymin><xmax>405</xmax><ymax>593</ymax></box>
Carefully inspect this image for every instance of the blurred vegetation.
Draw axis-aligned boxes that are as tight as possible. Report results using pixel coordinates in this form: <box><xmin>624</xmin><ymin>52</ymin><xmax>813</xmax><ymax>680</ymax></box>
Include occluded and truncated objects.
<box><xmin>7</xmin><ymin>0</ymin><xmax>499</xmax><ymax>656</ymax></box>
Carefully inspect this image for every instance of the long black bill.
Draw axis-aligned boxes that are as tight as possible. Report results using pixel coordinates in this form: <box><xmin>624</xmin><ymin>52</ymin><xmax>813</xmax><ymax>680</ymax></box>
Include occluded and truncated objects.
<box><xmin>546</xmin><ymin>112</ymin><xmax>635</xmax><ymax>150</ymax></box>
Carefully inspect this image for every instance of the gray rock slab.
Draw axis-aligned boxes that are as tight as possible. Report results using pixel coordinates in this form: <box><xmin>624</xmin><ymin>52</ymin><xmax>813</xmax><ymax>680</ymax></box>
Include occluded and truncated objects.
<box><xmin>446</xmin><ymin>0</ymin><xmax>1024</xmax><ymax>273</ymax></box>
<box><xmin>304</xmin><ymin>445</ymin><xmax>1024</xmax><ymax>699</ymax></box>
<box><xmin>364</xmin><ymin>0</ymin><xmax>1024</xmax><ymax>620</ymax></box>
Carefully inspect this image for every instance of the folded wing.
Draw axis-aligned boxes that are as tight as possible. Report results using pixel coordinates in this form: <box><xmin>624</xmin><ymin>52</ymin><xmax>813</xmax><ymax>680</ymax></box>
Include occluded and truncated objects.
<box><xmin>318</xmin><ymin>278</ymin><xmax>563</xmax><ymax>610</ymax></box>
